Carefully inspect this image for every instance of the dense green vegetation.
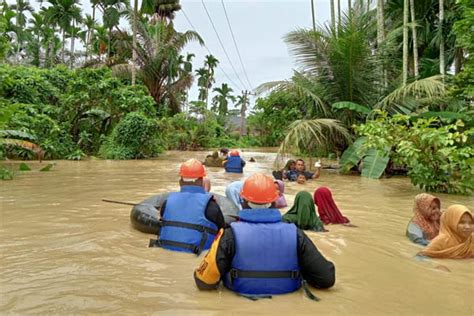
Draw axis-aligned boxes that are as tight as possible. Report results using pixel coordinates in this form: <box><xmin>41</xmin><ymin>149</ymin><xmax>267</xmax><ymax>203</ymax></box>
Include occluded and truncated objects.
<box><xmin>1</xmin><ymin>0</ymin><xmax>472</xmax><ymax>194</ymax></box>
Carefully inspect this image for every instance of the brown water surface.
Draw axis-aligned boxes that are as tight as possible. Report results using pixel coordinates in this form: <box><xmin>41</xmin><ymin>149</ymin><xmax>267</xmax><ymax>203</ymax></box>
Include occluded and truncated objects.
<box><xmin>1</xmin><ymin>150</ymin><xmax>473</xmax><ymax>314</ymax></box>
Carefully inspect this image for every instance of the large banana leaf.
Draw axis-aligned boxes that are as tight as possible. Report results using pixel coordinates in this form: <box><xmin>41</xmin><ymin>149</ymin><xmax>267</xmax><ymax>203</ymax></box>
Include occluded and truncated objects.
<box><xmin>332</xmin><ymin>101</ymin><xmax>371</xmax><ymax>115</ymax></box>
<box><xmin>361</xmin><ymin>148</ymin><xmax>390</xmax><ymax>179</ymax></box>
<box><xmin>340</xmin><ymin>137</ymin><xmax>366</xmax><ymax>172</ymax></box>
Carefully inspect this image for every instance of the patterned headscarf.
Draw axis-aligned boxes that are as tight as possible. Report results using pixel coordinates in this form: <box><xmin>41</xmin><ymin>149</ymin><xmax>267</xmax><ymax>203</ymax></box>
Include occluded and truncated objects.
<box><xmin>411</xmin><ymin>193</ymin><xmax>441</xmax><ymax>240</ymax></box>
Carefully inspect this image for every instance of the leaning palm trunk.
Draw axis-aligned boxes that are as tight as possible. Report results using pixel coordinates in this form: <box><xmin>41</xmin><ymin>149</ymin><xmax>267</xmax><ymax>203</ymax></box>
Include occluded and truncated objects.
<box><xmin>402</xmin><ymin>0</ymin><xmax>409</xmax><ymax>85</ymax></box>
<box><xmin>409</xmin><ymin>0</ymin><xmax>418</xmax><ymax>78</ymax></box>
<box><xmin>439</xmin><ymin>0</ymin><xmax>445</xmax><ymax>77</ymax></box>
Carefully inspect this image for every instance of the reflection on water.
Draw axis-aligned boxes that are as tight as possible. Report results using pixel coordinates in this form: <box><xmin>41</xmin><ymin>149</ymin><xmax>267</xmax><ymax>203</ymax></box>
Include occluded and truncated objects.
<box><xmin>1</xmin><ymin>150</ymin><xmax>473</xmax><ymax>314</ymax></box>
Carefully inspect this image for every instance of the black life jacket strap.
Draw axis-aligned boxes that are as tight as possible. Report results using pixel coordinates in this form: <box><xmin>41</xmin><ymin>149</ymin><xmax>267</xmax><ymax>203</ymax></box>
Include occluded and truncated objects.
<box><xmin>159</xmin><ymin>220</ymin><xmax>218</xmax><ymax>235</ymax></box>
<box><xmin>149</xmin><ymin>239</ymin><xmax>204</xmax><ymax>256</ymax></box>
<box><xmin>302</xmin><ymin>280</ymin><xmax>321</xmax><ymax>301</ymax></box>
<box><xmin>230</xmin><ymin>268</ymin><xmax>300</xmax><ymax>280</ymax></box>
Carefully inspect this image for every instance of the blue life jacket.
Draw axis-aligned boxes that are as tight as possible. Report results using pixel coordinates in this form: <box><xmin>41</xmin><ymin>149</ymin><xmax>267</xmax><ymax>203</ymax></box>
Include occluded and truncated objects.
<box><xmin>225</xmin><ymin>156</ymin><xmax>243</xmax><ymax>173</ymax></box>
<box><xmin>156</xmin><ymin>186</ymin><xmax>218</xmax><ymax>255</ymax></box>
<box><xmin>223</xmin><ymin>209</ymin><xmax>301</xmax><ymax>295</ymax></box>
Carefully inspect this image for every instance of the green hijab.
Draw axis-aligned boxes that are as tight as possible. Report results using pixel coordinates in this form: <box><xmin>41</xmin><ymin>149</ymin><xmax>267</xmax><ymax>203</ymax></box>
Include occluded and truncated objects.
<box><xmin>283</xmin><ymin>191</ymin><xmax>325</xmax><ymax>231</ymax></box>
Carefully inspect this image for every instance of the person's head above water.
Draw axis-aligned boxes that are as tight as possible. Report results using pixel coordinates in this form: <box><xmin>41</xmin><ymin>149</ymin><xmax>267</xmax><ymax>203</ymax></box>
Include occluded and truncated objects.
<box><xmin>296</xmin><ymin>172</ymin><xmax>307</xmax><ymax>184</ymax></box>
<box><xmin>240</xmin><ymin>173</ymin><xmax>279</xmax><ymax>209</ymax></box>
<box><xmin>295</xmin><ymin>159</ymin><xmax>306</xmax><ymax>172</ymax></box>
<box><xmin>230</xmin><ymin>150</ymin><xmax>240</xmax><ymax>157</ymax></box>
<box><xmin>419</xmin><ymin>204</ymin><xmax>473</xmax><ymax>259</ymax></box>
<box><xmin>284</xmin><ymin>159</ymin><xmax>296</xmax><ymax>171</ymax></box>
<box><xmin>414</xmin><ymin>193</ymin><xmax>441</xmax><ymax>222</ymax></box>
<box><xmin>179</xmin><ymin>158</ymin><xmax>206</xmax><ymax>187</ymax></box>
<box><xmin>220</xmin><ymin>148</ymin><xmax>229</xmax><ymax>156</ymax></box>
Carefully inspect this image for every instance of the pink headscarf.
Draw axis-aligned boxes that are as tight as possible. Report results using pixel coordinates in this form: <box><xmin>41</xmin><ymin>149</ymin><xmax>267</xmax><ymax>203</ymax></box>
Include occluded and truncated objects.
<box><xmin>313</xmin><ymin>187</ymin><xmax>350</xmax><ymax>224</ymax></box>
<box><xmin>274</xmin><ymin>180</ymin><xmax>287</xmax><ymax>208</ymax></box>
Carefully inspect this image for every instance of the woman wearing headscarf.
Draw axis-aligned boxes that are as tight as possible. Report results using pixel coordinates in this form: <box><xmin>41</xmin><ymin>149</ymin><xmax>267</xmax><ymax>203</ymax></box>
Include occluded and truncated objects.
<box><xmin>282</xmin><ymin>191</ymin><xmax>325</xmax><ymax>231</ymax></box>
<box><xmin>274</xmin><ymin>180</ymin><xmax>288</xmax><ymax>208</ymax></box>
<box><xmin>313</xmin><ymin>187</ymin><xmax>351</xmax><ymax>225</ymax></box>
<box><xmin>419</xmin><ymin>205</ymin><xmax>473</xmax><ymax>259</ymax></box>
<box><xmin>406</xmin><ymin>193</ymin><xmax>441</xmax><ymax>246</ymax></box>
<box><xmin>225</xmin><ymin>181</ymin><xmax>244</xmax><ymax>210</ymax></box>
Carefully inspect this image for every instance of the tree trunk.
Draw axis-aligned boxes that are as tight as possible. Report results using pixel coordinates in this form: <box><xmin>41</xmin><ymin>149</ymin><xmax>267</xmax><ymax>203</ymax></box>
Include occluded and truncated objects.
<box><xmin>338</xmin><ymin>0</ymin><xmax>341</xmax><ymax>29</ymax></box>
<box><xmin>70</xmin><ymin>21</ymin><xmax>75</xmax><ymax>69</ymax></box>
<box><xmin>330</xmin><ymin>0</ymin><xmax>335</xmax><ymax>30</ymax></box>
<box><xmin>409</xmin><ymin>0</ymin><xmax>419</xmax><ymax>78</ymax></box>
<box><xmin>376</xmin><ymin>0</ymin><xmax>385</xmax><ymax>47</ymax></box>
<box><xmin>377</xmin><ymin>0</ymin><xmax>386</xmax><ymax>87</ymax></box>
<box><xmin>61</xmin><ymin>29</ymin><xmax>65</xmax><ymax>63</ymax></box>
<box><xmin>311</xmin><ymin>0</ymin><xmax>316</xmax><ymax>32</ymax></box>
<box><xmin>439</xmin><ymin>0</ymin><xmax>445</xmax><ymax>77</ymax></box>
<box><xmin>402</xmin><ymin>0</ymin><xmax>409</xmax><ymax>86</ymax></box>
<box><xmin>132</xmin><ymin>0</ymin><xmax>138</xmax><ymax>85</ymax></box>
<box><xmin>348</xmin><ymin>0</ymin><xmax>352</xmax><ymax>12</ymax></box>
<box><xmin>90</xmin><ymin>5</ymin><xmax>96</xmax><ymax>61</ymax></box>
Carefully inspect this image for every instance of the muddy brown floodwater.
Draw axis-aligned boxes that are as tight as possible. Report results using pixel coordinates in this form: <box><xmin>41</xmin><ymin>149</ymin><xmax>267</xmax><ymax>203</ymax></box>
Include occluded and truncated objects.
<box><xmin>1</xmin><ymin>150</ymin><xmax>473</xmax><ymax>314</ymax></box>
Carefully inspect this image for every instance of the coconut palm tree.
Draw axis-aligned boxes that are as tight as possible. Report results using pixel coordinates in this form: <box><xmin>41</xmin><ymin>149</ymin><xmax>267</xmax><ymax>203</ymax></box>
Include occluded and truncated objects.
<box><xmin>44</xmin><ymin>0</ymin><xmax>82</xmax><ymax>64</ymax></box>
<box><xmin>211</xmin><ymin>83</ymin><xmax>235</xmax><ymax>117</ymax></box>
<box><xmin>121</xmin><ymin>19</ymin><xmax>203</xmax><ymax>114</ymax></box>
<box><xmin>11</xmin><ymin>0</ymin><xmax>33</xmax><ymax>56</ymax></box>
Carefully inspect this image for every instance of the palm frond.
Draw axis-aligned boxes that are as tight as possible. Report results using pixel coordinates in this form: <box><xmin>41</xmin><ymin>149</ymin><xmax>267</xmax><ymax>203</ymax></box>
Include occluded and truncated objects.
<box><xmin>377</xmin><ymin>75</ymin><xmax>446</xmax><ymax>114</ymax></box>
<box><xmin>275</xmin><ymin>118</ymin><xmax>351</xmax><ymax>168</ymax></box>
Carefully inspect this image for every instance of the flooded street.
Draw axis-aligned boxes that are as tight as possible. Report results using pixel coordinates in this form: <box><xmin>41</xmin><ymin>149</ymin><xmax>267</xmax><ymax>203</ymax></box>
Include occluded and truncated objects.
<box><xmin>1</xmin><ymin>150</ymin><xmax>473</xmax><ymax>314</ymax></box>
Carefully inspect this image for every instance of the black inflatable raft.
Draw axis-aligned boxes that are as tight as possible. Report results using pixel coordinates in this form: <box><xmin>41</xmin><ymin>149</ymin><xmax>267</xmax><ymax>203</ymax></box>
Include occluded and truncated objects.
<box><xmin>130</xmin><ymin>193</ymin><xmax>239</xmax><ymax>234</ymax></box>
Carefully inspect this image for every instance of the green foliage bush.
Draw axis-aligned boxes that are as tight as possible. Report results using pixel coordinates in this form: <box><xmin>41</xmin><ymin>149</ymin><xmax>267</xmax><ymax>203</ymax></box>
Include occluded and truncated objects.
<box><xmin>0</xmin><ymin>65</ymin><xmax>157</xmax><ymax>159</ymax></box>
<box><xmin>99</xmin><ymin>112</ymin><xmax>162</xmax><ymax>159</ymax></box>
<box><xmin>248</xmin><ymin>91</ymin><xmax>306</xmax><ymax>146</ymax></box>
<box><xmin>355</xmin><ymin>112</ymin><xmax>473</xmax><ymax>195</ymax></box>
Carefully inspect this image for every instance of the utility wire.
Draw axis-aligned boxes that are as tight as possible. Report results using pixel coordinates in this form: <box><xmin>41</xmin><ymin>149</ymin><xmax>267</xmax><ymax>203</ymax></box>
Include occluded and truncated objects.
<box><xmin>200</xmin><ymin>0</ymin><xmax>246</xmax><ymax>90</ymax></box>
<box><xmin>220</xmin><ymin>0</ymin><xmax>253</xmax><ymax>90</ymax></box>
<box><xmin>181</xmin><ymin>8</ymin><xmax>243</xmax><ymax>91</ymax></box>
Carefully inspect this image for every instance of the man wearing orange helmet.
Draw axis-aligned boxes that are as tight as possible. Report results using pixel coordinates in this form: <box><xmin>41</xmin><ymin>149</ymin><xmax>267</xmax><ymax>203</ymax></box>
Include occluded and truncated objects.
<box><xmin>223</xmin><ymin>150</ymin><xmax>246</xmax><ymax>173</ymax></box>
<box><xmin>150</xmin><ymin>159</ymin><xmax>225</xmax><ymax>255</ymax></box>
<box><xmin>194</xmin><ymin>173</ymin><xmax>335</xmax><ymax>297</ymax></box>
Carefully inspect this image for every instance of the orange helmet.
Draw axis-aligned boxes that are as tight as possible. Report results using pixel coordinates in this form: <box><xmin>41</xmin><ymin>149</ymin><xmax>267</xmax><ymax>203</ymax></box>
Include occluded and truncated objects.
<box><xmin>240</xmin><ymin>173</ymin><xmax>279</xmax><ymax>204</ymax></box>
<box><xmin>179</xmin><ymin>159</ymin><xmax>206</xmax><ymax>178</ymax></box>
<box><xmin>230</xmin><ymin>150</ymin><xmax>240</xmax><ymax>157</ymax></box>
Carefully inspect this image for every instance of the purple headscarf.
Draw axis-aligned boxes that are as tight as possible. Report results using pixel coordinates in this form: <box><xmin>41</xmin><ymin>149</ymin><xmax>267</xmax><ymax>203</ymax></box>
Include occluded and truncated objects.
<box><xmin>274</xmin><ymin>180</ymin><xmax>288</xmax><ymax>208</ymax></box>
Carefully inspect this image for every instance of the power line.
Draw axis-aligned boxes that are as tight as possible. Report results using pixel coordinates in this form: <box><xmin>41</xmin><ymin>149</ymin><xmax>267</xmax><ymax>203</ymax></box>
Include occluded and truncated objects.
<box><xmin>220</xmin><ymin>0</ymin><xmax>253</xmax><ymax>90</ymax></box>
<box><xmin>181</xmin><ymin>8</ymin><xmax>243</xmax><ymax>91</ymax></box>
<box><xmin>200</xmin><ymin>0</ymin><xmax>246</xmax><ymax>91</ymax></box>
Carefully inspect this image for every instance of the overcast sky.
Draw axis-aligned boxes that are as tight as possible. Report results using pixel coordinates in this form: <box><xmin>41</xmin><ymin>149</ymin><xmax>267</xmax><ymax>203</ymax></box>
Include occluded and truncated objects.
<box><xmin>11</xmin><ymin>0</ymin><xmax>347</xmax><ymax>108</ymax></box>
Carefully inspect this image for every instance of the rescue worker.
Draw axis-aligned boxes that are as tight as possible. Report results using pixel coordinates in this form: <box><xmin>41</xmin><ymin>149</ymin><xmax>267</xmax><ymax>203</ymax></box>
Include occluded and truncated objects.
<box><xmin>194</xmin><ymin>173</ymin><xmax>335</xmax><ymax>297</ymax></box>
<box><xmin>224</xmin><ymin>150</ymin><xmax>246</xmax><ymax>173</ymax></box>
<box><xmin>150</xmin><ymin>159</ymin><xmax>225</xmax><ymax>255</ymax></box>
